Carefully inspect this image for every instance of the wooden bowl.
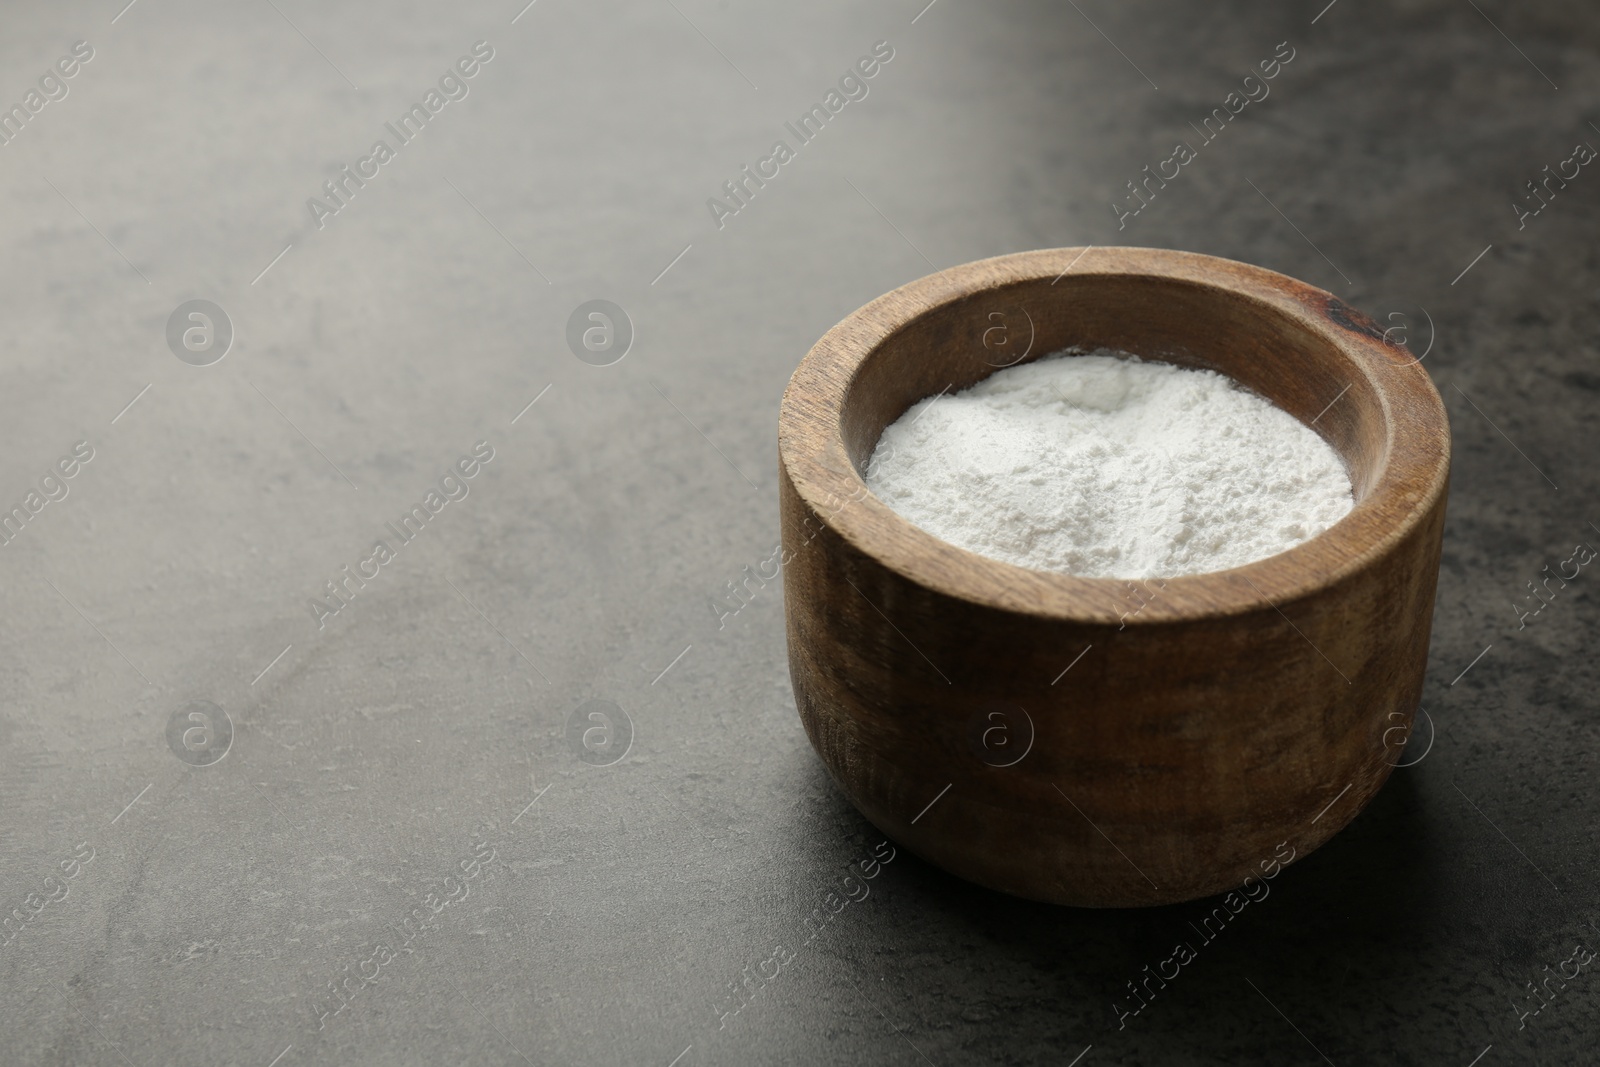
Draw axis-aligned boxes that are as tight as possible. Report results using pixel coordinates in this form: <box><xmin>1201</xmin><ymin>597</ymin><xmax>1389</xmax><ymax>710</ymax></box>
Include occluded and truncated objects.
<box><xmin>777</xmin><ymin>247</ymin><xmax>1449</xmax><ymax>907</ymax></box>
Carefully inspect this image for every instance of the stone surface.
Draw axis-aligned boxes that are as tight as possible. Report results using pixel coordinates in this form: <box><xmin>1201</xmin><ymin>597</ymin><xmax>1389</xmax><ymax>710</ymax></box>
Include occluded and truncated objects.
<box><xmin>0</xmin><ymin>0</ymin><xmax>1596</xmax><ymax>1063</ymax></box>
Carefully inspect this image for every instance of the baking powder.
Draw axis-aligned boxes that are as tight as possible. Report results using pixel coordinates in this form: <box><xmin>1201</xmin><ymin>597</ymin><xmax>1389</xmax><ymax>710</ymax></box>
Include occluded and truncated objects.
<box><xmin>866</xmin><ymin>350</ymin><xmax>1352</xmax><ymax>578</ymax></box>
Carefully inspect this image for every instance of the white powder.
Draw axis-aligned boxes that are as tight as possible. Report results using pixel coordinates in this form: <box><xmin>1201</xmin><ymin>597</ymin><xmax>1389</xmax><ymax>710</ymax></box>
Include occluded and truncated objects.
<box><xmin>865</xmin><ymin>350</ymin><xmax>1353</xmax><ymax>579</ymax></box>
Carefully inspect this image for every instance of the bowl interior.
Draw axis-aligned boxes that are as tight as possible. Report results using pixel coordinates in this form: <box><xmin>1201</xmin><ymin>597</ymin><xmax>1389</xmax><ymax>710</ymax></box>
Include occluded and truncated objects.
<box><xmin>840</xmin><ymin>273</ymin><xmax>1386</xmax><ymax>502</ymax></box>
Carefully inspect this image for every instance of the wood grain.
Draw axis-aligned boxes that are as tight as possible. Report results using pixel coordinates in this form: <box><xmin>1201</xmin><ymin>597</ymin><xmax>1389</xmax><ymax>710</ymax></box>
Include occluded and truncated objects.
<box><xmin>778</xmin><ymin>247</ymin><xmax>1450</xmax><ymax>907</ymax></box>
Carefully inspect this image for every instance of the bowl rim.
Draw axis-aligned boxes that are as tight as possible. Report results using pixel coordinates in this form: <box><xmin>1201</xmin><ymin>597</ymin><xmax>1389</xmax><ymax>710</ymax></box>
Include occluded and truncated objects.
<box><xmin>777</xmin><ymin>246</ymin><xmax>1451</xmax><ymax>625</ymax></box>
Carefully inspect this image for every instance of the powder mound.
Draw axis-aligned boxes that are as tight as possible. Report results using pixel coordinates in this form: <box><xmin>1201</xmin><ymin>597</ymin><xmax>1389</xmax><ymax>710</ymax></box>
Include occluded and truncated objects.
<box><xmin>865</xmin><ymin>350</ymin><xmax>1353</xmax><ymax>579</ymax></box>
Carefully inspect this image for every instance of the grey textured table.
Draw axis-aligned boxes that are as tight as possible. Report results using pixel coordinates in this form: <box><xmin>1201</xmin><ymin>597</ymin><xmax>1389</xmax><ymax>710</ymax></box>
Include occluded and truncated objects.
<box><xmin>2</xmin><ymin>0</ymin><xmax>1597</xmax><ymax>1064</ymax></box>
